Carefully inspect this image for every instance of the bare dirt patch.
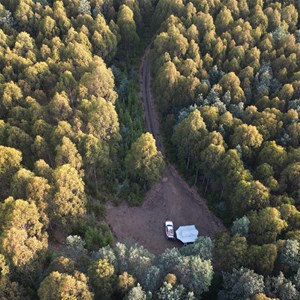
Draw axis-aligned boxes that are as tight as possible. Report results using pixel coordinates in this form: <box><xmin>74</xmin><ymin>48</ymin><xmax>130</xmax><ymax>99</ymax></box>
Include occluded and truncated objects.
<box><xmin>106</xmin><ymin>165</ymin><xmax>224</xmax><ymax>255</ymax></box>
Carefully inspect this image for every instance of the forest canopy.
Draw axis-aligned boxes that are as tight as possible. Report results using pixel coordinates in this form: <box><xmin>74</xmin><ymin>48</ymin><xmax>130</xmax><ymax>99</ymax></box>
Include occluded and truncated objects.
<box><xmin>0</xmin><ymin>0</ymin><xmax>300</xmax><ymax>299</ymax></box>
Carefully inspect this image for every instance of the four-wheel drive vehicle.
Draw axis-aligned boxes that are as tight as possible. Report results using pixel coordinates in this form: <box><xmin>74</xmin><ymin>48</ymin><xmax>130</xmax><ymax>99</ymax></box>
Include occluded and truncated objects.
<box><xmin>165</xmin><ymin>220</ymin><xmax>175</xmax><ymax>239</ymax></box>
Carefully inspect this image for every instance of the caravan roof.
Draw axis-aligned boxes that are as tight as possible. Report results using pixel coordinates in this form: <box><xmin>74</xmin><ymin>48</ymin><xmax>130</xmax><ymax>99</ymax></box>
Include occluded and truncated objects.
<box><xmin>176</xmin><ymin>225</ymin><xmax>198</xmax><ymax>244</ymax></box>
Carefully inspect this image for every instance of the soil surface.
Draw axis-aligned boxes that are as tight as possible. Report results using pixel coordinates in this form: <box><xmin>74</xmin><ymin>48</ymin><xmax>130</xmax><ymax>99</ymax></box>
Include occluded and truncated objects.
<box><xmin>106</xmin><ymin>47</ymin><xmax>225</xmax><ymax>255</ymax></box>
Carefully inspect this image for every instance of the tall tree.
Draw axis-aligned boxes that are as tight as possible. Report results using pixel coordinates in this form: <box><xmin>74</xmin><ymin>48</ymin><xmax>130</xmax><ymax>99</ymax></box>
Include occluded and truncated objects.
<box><xmin>79</xmin><ymin>56</ymin><xmax>117</xmax><ymax>104</ymax></box>
<box><xmin>88</xmin><ymin>258</ymin><xmax>115</xmax><ymax>298</ymax></box>
<box><xmin>215</xmin><ymin>232</ymin><xmax>248</xmax><ymax>271</ymax></box>
<box><xmin>38</xmin><ymin>271</ymin><xmax>93</xmax><ymax>300</ymax></box>
<box><xmin>231</xmin><ymin>124</ymin><xmax>263</xmax><ymax>159</ymax></box>
<box><xmin>117</xmin><ymin>5</ymin><xmax>139</xmax><ymax>50</ymax></box>
<box><xmin>125</xmin><ymin>133</ymin><xmax>165</xmax><ymax>186</ymax></box>
<box><xmin>0</xmin><ymin>197</ymin><xmax>48</xmax><ymax>279</ymax></box>
<box><xmin>219</xmin><ymin>267</ymin><xmax>265</xmax><ymax>300</ymax></box>
<box><xmin>175</xmin><ymin>255</ymin><xmax>213</xmax><ymax>297</ymax></box>
<box><xmin>81</xmin><ymin>97</ymin><xmax>120</xmax><ymax>143</ymax></box>
<box><xmin>52</xmin><ymin>164</ymin><xmax>86</xmax><ymax>225</ymax></box>
<box><xmin>0</xmin><ymin>146</ymin><xmax>22</xmax><ymax>199</ymax></box>
<box><xmin>231</xmin><ymin>180</ymin><xmax>270</xmax><ymax>217</ymax></box>
<box><xmin>248</xmin><ymin>207</ymin><xmax>287</xmax><ymax>245</ymax></box>
<box><xmin>55</xmin><ymin>137</ymin><xmax>83</xmax><ymax>173</ymax></box>
<box><xmin>172</xmin><ymin>110</ymin><xmax>206</xmax><ymax>169</ymax></box>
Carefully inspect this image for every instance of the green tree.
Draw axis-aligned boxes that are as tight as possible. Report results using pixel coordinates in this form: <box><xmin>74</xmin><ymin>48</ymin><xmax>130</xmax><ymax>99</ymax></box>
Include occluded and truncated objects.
<box><xmin>142</xmin><ymin>265</ymin><xmax>162</xmax><ymax>292</ymax></box>
<box><xmin>152</xmin><ymin>0</ymin><xmax>184</xmax><ymax>27</ymax></box>
<box><xmin>6</xmin><ymin>127</ymin><xmax>32</xmax><ymax>161</ymax></box>
<box><xmin>193</xmin><ymin>12</ymin><xmax>215</xmax><ymax>38</ymax></box>
<box><xmin>0</xmin><ymin>197</ymin><xmax>48</xmax><ymax>278</ymax></box>
<box><xmin>0</xmin><ymin>279</ymin><xmax>30</xmax><ymax>300</ymax></box>
<box><xmin>196</xmin><ymin>131</ymin><xmax>226</xmax><ymax>187</ymax></box>
<box><xmin>80</xmin><ymin>97</ymin><xmax>120</xmax><ymax>143</ymax></box>
<box><xmin>250</xmin><ymin>5</ymin><xmax>268</xmax><ymax>33</ymax></box>
<box><xmin>34</xmin><ymin>160</ymin><xmax>53</xmax><ymax>183</ymax></box>
<box><xmin>219</xmin><ymin>267</ymin><xmax>265</xmax><ymax>300</ymax></box>
<box><xmin>247</xmin><ymin>244</ymin><xmax>277</xmax><ymax>275</ymax></box>
<box><xmin>88</xmin><ymin>258</ymin><xmax>115</xmax><ymax>299</ymax></box>
<box><xmin>219</xmin><ymin>72</ymin><xmax>246</xmax><ymax>104</ymax></box>
<box><xmin>281</xmin><ymin>4</ymin><xmax>298</xmax><ymax>32</ymax></box>
<box><xmin>51</xmin><ymin>121</ymin><xmax>75</xmax><ymax>147</ymax></box>
<box><xmin>265</xmin><ymin>272</ymin><xmax>299</xmax><ymax>300</ymax></box>
<box><xmin>154</xmin><ymin>25</ymin><xmax>189</xmax><ymax>58</ymax></box>
<box><xmin>52</xmin><ymin>0</ymin><xmax>71</xmax><ymax>35</ymax></box>
<box><xmin>157</xmin><ymin>282</ymin><xmax>186</xmax><ymax>300</ymax></box>
<box><xmin>80</xmin><ymin>133</ymin><xmax>111</xmax><ymax>189</ymax></box>
<box><xmin>117</xmin><ymin>5</ymin><xmax>139</xmax><ymax>50</ymax></box>
<box><xmin>96</xmin><ymin>245</ymin><xmax>117</xmax><ymax>267</ymax></box>
<box><xmin>55</xmin><ymin>137</ymin><xmax>83</xmax><ymax>173</ymax></box>
<box><xmin>153</xmin><ymin>61</ymin><xmax>181</xmax><ymax>113</ymax></box>
<box><xmin>179</xmin><ymin>236</ymin><xmax>214</xmax><ymax>260</ymax></box>
<box><xmin>1</xmin><ymin>81</ymin><xmax>23</xmax><ymax>110</ymax></box>
<box><xmin>11</xmin><ymin>168</ymin><xmax>34</xmax><ymax>199</ymax></box>
<box><xmin>231</xmin><ymin>124</ymin><xmax>263</xmax><ymax>158</ymax></box>
<box><xmin>125</xmin><ymin>133</ymin><xmax>165</xmax><ymax>186</ymax></box>
<box><xmin>172</xmin><ymin>110</ymin><xmax>206</xmax><ymax>169</ymax></box>
<box><xmin>255</xmin><ymin>163</ymin><xmax>279</xmax><ymax>192</ymax></box>
<box><xmin>231</xmin><ymin>216</ymin><xmax>250</xmax><ymax>237</ymax></box>
<box><xmin>79</xmin><ymin>56</ymin><xmax>117</xmax><ymax>104</ymax></box>
<box><xmin>48</xmin><ymin>92</ymin><xmax>72</xmax><ymax>123</ymax></box>
<box><xmin>158</xmin><ymin>248</ymin><xmax>181</xmax><ymax>273</ymax></box>
<box><xmin>39</xmin><ymin>16</ymin><xmax>58</xmax><ymax>40</ymax></box>
<box><xmin>118</xmin><ymin>272</ymin><xmax>135</xmax><ymax>294</ymax></box>
<box><xmin>214</xmin><ymin>232</ymin><xmax>248</xmax><ymax>271</ymax></box>
<box><xmin>280</xmin><ymin>163</ymin><xmax>300</xmax><ymax>201</ymax></box>
<box><xmin>215</xmin><ymin>7</ymin><xmax>233</xmax><ymax>34</ymax></box>
<box><xmin>126</xmin><ymin>283</ymin><xmax>146</xmax><ymax>300</ymax></box>
<box><xmin>0</xmin><ymin>146</ymin><xmax>22</xmax><ymax>199</ymax></box>
<box><xmin>231</xmin><ymin>180</ymin><xmax>270</xmax><ymax>217</ymax></box>
<box><xmin>32</xmin><ymin>135</ymin><xmax>50</xmax><ymax>161</ymax></box>
<box><xmin>46</xmin><ymin>256</ymin><xmax>76</xmax><ymax>276</ymax></box>
<box><xmin>0</xmin><ymin>253</ymin><xmax>30</xmax><ymax>299</ymax></box>
<box><xmin>11</xmin><ymin>172</ymin><xmax>52</xmax><ymax>228</ymax></box>
<box><xmin>280</xmin><ymin>239</ymin><xmax>300</xmax><ymax>272</ymax></box>
<box><xmin>78</xmin><ymin>0</ymin><xmax>91</xmax><ymax>15</ymax></box>
<box><xmin>249</xmin><ymin>207</ymin><xmax>287</xmax><ymax>245</ymax></box>
<box><xmin>125</xmin><ymin>243</ymin><xmax>155</xmax><ymax>282</ymax></box>
<box><xmin>219</xmin><ymin>149</ymin><xmax>252</xmax><ymax>200</ymax></box>
<box><xmin>258</xmin><ymin>141</ymin><xmax>287</xmax><ymax>173</ymax></box>
<box><xmin>52</xmin><ymin>164</ymin><xmax>86</xmax><ymax>225</ymax></box>
<box><xmin>92</xmin><ymin>14</ymin><xmax>117</xmax><ymax>62</ymax></box>
<box><xmin>38</xmin><ymin>271</ymin><xmax>93</xmax><ymax>300</ymax></box>
<box><xmin>175</xmin><ymin>256</ymin><xmax>213</xmax><ymax>297</ymax></box>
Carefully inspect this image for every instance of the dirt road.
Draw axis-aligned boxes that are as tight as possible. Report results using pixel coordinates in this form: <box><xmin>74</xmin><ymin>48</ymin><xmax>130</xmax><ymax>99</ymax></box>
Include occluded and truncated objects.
<box><xmin>140</xmin><ymin>46</ymin><xmax>164</xmax><ymax>153</ymax></box>
<box><xmin>106</xmin><ymin>47</ymin><xmax>224</xmax><ymax>255</ymax></box>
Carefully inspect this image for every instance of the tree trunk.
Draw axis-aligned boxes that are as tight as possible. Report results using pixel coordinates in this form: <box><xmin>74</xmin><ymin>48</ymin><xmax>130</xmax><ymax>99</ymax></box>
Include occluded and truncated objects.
<box><xmin>186</xmin><ymin>153</ymin><xmax>190</xmax><ymax>170</ymax></box>
<box><xmin>194</xmin><ymin>168</ymin><xmax>199</xmax><ymax>186</ymax></box>
<box><xmin>202</xmin><ymin>176</ymin><xmax>205</xmax><ymax>187</ymax></box>
<box><xmin>205</xmin><ymin>177</ymin><xmax>210</xmax><ymax>194</ymax></box>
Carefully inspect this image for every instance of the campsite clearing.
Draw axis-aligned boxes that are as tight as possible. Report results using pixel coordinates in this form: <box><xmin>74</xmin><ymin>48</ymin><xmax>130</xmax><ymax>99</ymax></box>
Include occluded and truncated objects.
<box><xmin>106</xmin><ymin>164</ymin><xmax>224</xmax><ymax>255</ymax></box>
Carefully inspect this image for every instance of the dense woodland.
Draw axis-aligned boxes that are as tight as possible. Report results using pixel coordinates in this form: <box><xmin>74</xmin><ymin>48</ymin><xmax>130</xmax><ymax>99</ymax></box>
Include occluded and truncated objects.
<box><xmin>0</xmin><ymin>0</ymin><xmax>299</xmax><ymax>299</ymax></box>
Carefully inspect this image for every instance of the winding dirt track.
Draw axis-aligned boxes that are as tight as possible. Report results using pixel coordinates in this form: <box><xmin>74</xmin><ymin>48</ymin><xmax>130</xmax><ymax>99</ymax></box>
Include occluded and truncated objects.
<box><xmin>140</xmin><ymin>47</ymin><xmax>164</xmax><ymax>153</ymax></box>
<box><xmin>106</xmin><ymin>47</ymin><xmax>224</xmax><ymax>255</ymax></box>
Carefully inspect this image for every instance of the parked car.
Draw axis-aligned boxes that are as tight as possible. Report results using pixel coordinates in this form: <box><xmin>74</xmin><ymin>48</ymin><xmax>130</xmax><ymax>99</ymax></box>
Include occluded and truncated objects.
<box><xmin>165</xmin><ymin>220</ymin><xmax>175</xmax><ymax>239</ymax></box>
